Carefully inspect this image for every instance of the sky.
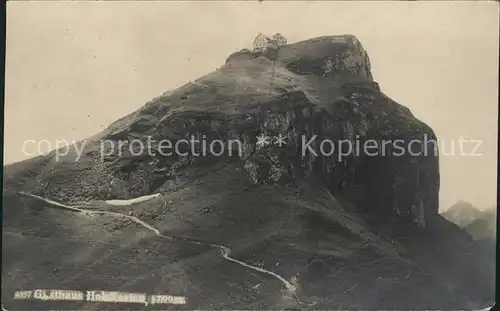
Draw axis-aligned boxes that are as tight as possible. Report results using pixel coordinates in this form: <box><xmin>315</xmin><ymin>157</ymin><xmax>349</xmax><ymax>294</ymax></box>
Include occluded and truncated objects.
<box><xmin>4</xmin><ymin>1</ymin><xmax>499</xmax><ymax>211</ymax></box>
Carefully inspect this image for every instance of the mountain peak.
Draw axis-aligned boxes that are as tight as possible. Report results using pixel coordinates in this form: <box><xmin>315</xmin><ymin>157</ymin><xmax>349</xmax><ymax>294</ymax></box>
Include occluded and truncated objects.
<box><xmin>227</xmin><ymin>34</ymin><xmax>373</xmax><ymax>82</ymax></box>
<box><xmin>442</xmin><ymin>200</ymin><xmax>481</xmax><ymax>227</ymax></box>
<box><xmin>6</xmin><ymin>34</ymin><xmax>438</xmax><ymax>229</ymax></box>
<box><xmin>3</xmin><ymin>34</ymin><xmax>494</xmax><ymax>310</ymax></box>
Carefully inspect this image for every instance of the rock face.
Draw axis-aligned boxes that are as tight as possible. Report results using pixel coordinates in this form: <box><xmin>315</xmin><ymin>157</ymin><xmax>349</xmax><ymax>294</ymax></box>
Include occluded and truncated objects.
<box><xmin>5</xmin><ymin>35</ymin><xmax>439</xmax><ymax>229</ymax></box>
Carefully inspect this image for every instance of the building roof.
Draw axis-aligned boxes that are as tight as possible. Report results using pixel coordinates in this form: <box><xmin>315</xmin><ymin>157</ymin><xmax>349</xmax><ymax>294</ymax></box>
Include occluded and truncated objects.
<box><xmin>254</xmin><ymin>33</ymin><xmax>267</xmax><ymax>40</ymax></box>
<box><xmin>253</xmin><ymin>33</ymin><xmax>285</xmax><ymax>48</ymax></box>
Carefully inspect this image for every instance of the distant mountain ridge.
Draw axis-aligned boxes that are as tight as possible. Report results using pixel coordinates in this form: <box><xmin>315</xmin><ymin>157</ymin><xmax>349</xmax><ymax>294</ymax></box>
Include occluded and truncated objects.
<box><xmin>441</xmin><ymin>201</ymin><xmax>496</xmax><ymax>241</ymax></box>
<box><xmin>441</xmin><ymin>201</ymin><xmax>482</xmax><ymax>227</ymax></box>
<box><xmin>465</xmin><ymin>208</ymin><xmax>496</xmax><ymax>241</ymax></box>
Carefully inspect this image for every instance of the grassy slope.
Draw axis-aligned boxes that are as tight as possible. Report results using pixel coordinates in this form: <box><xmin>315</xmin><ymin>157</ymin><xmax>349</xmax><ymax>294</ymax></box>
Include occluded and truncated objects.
<box><xmin>4</xmin><ymin>162</ymin><xmax>494</xmax><ymax>309</ymax></box>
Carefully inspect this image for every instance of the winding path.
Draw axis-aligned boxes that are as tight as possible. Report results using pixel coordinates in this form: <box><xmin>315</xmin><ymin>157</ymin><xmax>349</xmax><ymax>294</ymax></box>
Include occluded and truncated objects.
<box><xmin>18</xmin><ymin>192</ymin><xmax>297</xmax><ymax>297</ymax></box>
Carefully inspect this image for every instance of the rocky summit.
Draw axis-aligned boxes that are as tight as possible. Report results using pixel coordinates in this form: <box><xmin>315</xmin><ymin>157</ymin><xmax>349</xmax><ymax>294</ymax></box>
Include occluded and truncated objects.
<box><xmin>2</xmin><ymin>35</ymin><xmax>495</xmax><ymax>310</ymax></box>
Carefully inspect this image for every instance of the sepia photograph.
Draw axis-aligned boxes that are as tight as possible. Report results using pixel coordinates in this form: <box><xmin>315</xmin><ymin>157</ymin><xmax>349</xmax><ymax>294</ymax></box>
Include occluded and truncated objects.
<box><xmin>2</xmin><ymin>1</ymin><xmax>498</xmax><ymax>310</ymax></box>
